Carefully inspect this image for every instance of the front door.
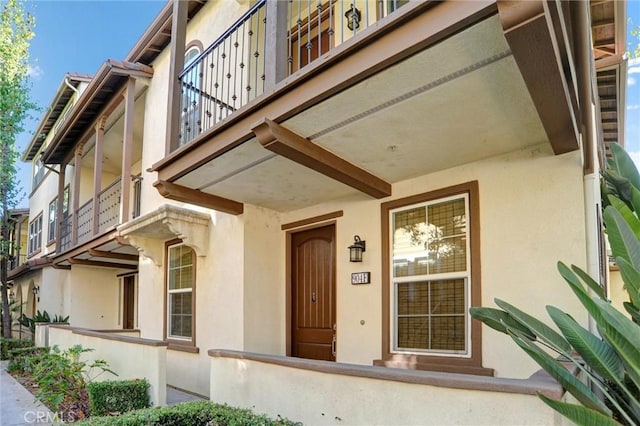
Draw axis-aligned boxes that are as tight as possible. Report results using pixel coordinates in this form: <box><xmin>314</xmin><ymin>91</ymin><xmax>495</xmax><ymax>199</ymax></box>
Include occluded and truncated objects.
<box><xmin>291</xmin><ymin>224</ymin><xmax>336</xmax><ymax>361</ymax></box>
<box><xmin>123</xmin><ymin>275</ymin><xmax>135</xmax><ymax>330</ymax></box>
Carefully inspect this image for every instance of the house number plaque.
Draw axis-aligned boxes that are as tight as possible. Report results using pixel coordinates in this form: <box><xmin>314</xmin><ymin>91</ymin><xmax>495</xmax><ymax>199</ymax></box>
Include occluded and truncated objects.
<box><xmin>351</xmin><ymin>272</ymin><xmax>371</xmax><ymax>285</ymax></box>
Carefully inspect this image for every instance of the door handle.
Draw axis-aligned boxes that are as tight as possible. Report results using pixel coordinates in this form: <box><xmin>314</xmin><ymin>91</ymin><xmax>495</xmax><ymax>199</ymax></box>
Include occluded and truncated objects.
<box><xmin>332</xmin><ymin>335</ymin><xmax>336</xmax><ymax>357</ymax></box>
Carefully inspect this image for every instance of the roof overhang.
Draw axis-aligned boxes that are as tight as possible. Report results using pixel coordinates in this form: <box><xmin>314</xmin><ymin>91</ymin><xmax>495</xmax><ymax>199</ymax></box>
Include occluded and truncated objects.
<box><xmin>125</xmin><ymin>0</ymin><xmax>206</xmax><ymax>65</ymax></box>
<box><xmin>22</xmin><ymin>73</ymin><xmax>92</xmax><ymax>162</ymax></box>
<box><xmin>41</xmin><ymin>60</ymin><xmax>153</xmax><ymax>165</ymax></box>
<box><xmin>52</xmin><ymin>231</ymin><xmax>139</xmax><ymax>271</ymax></box>
<box><xmin>8</xmin><ymin>258</ymin><xmax>52</xmax><ymax>281</ymax></box>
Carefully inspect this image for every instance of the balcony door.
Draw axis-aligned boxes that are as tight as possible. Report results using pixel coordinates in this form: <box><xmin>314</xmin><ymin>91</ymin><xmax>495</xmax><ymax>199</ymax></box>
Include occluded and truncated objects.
<box><xmin>123</xmin><ymin>275</ymin><xmax>136</xmax><ymax>330</ymax></box>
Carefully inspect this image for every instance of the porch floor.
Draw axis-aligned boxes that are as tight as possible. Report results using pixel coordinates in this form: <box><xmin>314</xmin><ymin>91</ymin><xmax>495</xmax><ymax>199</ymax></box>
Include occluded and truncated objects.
<box><xmin>166</xmin><ymin>385</ymin><xmax>206</xmax><ymax>405</ymax></box>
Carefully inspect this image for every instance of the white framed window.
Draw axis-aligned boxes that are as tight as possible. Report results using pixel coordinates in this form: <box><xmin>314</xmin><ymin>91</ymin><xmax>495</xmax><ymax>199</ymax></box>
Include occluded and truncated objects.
<box><xmin>390</xmin><ymin>194</ymin><xmax>470</xmax><ymax>356</ymax></box>
<box><xmin>166</xmin><ymin>242</ymin><xmax>195</xmax><ymax>342</ymax></box>
<box><xmin>28</xmin><ymin>213</ymin><xmax>43</xmax><ymax>256</ymax></box>
<box><xmin>48</xmin><ymin>198</ymin><xmax>57</xmax><ymax>243</ymax></box>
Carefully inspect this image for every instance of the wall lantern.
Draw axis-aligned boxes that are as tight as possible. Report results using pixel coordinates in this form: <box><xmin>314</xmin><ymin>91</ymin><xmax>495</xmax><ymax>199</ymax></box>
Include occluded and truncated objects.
<box><xmin>345</xmin><ymin>4</ymin><xmax>361</xmax><ymax>31</ymax></box>
<box><xmin>348</xmin><ymin>235</ymin><xmax>366</xmax><ymax>262</ymax></box>
<box><xmin>32</xmin><ymin>285</ymin><xmax>39</xmax><ymax>302</ymax></box>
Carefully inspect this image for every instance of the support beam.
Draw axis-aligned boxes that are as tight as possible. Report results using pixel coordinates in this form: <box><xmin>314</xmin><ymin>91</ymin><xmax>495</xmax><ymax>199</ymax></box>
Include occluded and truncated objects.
<box><xmin>72</xmin><ymin>144</ymin><xmax>84</xmax><ymax>246</ymax></box>
<box><xmin>497</xmin><ymin>0</ymin><xmax>579</xmax><ymax>155</ymax></box>
<box><xmin>120</xmin><ymin>78</ymin><xmax>136</xmax><ymax>224</ymax></box>
<box><xmin>252</xmin><ymin>118</ymin><xmax>391</xmax><ymax>199</ymax></box>
<box><xmin>68</xmin><ymin>258</ymin><xmax>137</xmax><ymax>270</ymax></box>
<box><xmin>88</xmin><ymin>249</ymin><xmax>139</xmax><ymax>262</ymax></box>
<box><xmin>55</xmin><ymin>164</ymin><xmax>66</xmax><ymax>254</ymax></box>
<box><xmin>153</xmin><ymin>180</ymin><xmax>244</xmax><ymax>215</ymax></box>
<box><xmin>92</xmin><ymin>117</ymin><xmax>106</xmax><ymax>235</ymax></box>
<box><xmin>165</xmin><ymin>0</ymin><xmax>188</xmax><ymax>154</ymax></box>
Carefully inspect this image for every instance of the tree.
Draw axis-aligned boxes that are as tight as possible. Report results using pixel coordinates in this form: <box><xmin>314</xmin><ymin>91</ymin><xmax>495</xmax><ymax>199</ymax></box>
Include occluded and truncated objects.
<box><xmin>0</xmin><ymin>0</ymin><xmax>36</xmax><ymax>338</ymax></box>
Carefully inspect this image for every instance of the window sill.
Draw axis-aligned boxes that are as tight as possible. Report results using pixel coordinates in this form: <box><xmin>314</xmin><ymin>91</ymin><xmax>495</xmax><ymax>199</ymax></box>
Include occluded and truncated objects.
<box><xmin>167</xmin><ymin>342</ymin><xmax>199</xmax><ymax>354</ymax></box>
<box><xmin>27</xmin><ymin>249</ymin><xmax>41</xmax><ymax>259</ymax></box>
<box><xmin>373</xmin><ymin>358</ymin><xmax>494</xmax><ymax>376</ymax></box>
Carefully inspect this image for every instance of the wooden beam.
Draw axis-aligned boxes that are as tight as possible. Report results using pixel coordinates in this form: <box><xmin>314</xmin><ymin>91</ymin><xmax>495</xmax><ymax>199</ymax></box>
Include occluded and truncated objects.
<box><xmin>153</xmin><ymin>180</ymin><xmax>244</xmax><ymax>215</ymax></box>
<box><xmin>252</xmin><ymin>118</ymin><xmax>391</xmax><ymax>199</ymax></box>
<box><xmin>88</xmin><ymin>249</ymin><xmax>139</xmax><ymax>262</ymax></box>
<box><xmin>68</xmin><ymin>258</ymin><xmax>138</xmax><ymax>270</ymax></box>
<box><xmin>591</xmin><ymin>18</ymin><xmax>614</xmax><ymax>29</ymax></box>
<box><xmin>497</xmin><ymin>0</ymin><xmax>579</xmax><ymax>155</ymax></box>
<box><xmin>51</xmin><ymin>263</ymin><xmax>71</xmax><ymax>270</ymax></box>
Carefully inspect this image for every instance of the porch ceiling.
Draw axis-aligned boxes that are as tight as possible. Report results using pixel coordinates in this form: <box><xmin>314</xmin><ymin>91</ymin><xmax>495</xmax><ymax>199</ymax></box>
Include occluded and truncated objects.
<box><xmin>173</xmin><ymin>15</ymin><xmax>548</xmax><ymax>212</ymax></box>
<box><xmin>53</xmin><ymin>233</ymin><xmax>139</xmax><ymax>270</ymax></box>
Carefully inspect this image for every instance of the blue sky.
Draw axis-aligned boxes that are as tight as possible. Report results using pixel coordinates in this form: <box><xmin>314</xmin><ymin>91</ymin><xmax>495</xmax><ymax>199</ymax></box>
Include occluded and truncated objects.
<box><xmin>14</xmin><ymin>1</ymin><xmax>640</xmax><ymax>208</ymax></box>
<box><xmin>16</xmin><ymin>0</ymin><xmax>165</xmax><ymax>207</ymax></box>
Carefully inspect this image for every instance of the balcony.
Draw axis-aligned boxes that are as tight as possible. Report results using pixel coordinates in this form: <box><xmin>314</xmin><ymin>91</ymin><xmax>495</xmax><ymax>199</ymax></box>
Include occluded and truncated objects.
<box><xmin>177</xmin><ymin>0</ymin><xmax>409</xmax><ymax>147</ymax></box>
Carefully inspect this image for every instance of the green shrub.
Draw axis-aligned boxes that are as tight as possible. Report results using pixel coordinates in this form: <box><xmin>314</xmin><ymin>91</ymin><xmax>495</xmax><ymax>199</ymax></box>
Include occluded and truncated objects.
<box><xmin>0</xmin><ymin>337</ymin><xmax>34</xmax><ymax>359</ymax></box>
<box><xmin>8</xmin><ymin>345</ymin><xmax>49</xmax><ymax>360</ymax></box>
<box><xmin>87</xmin><ymin>379</ymin><xmax>150</xmax><ymax>416</ymax></box>
<box><xmin>76</xmin><ymin>401</ymin><xmax>298</xmax><ymax>426</ymax></box>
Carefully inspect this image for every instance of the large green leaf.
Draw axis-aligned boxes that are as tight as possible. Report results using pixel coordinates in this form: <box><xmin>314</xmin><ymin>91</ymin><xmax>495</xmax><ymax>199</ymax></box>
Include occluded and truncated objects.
<box><xmin>546</xmin><ymin>306</ymin><xmax>624</xmax><ymax>383</ymax></box>
<box><xmin>630</xmin><ymin>185</ymin><xmax>640</xmax><ymax>218</ymax></box>
<box><xmin>604</xmin><ymin>206</ymin><xmax>640</xmax><ymax>271</ymax></box>
<box><xmin>571</xmin><ymin>264</ymin><xmax>607</xmax><ymax>300</ymax></box>
<box><xmin>537</xmin><ymin>394</ymin><xmax>621</xmax><ymax>426</ymax></box>
<box><xmin>509</xmin><ymin>329</ymin><xmax>611</xmax><ymax>415</ymax></box>
<box><xmin>608</xmin><ymin>196</ymin><xmax>640</xmax><ymax>240</ymax></box>
<box><xmin>614</xmin><ymin>257</ymin><xmax>640</xmax><ymax>308</ymax></box>
<box><xmin>558</xmin><ymin>262</ymin><xmax>605</xmax><ymax>325</ymax></box>
<box><xmin>610</xmin><ymin>143</ymin><xmax>640</xmax><ymax>192</ymax></box>
<box><xmin>495</xmin><ymin>299</ymin><xmax>572</xmax><ymax>354</ymax></box>
<box><xmin>623</xmin><ymin>302</ymin><xmax>640</xmax><ymax>323</ymax></box>
<box><xmin>468</xmin><ymin>307</ymin><xmax>535</xmax><ymax>339</ymax></box>
<box><xmin>595</xmin><ymin>299</ymin><xmax>640</xmax><ymax>390</ymax></box>
<box><xmin>604</xmin><ymin>170</ymin><xmax>633</xmax><ymax>204</ymax></box>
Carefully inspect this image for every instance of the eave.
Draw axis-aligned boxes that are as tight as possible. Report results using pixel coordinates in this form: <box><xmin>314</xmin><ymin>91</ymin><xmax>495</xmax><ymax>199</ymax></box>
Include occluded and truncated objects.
<box><xmin>40</xmin><ymin>60</ymin><xmax>153</xmax><ymax>165</ymax></box>
<box><xmin>22</xmin><ymin>73</ymin><xmax>92</xmax><ymax>162</ymax></box>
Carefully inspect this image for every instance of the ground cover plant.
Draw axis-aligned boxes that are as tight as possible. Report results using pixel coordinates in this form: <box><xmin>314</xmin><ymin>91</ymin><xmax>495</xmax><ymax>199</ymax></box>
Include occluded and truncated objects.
<box><xmin>76</xmin><ymin>400</ymin><xmax>299</xmax><ymax>426</ymax></box>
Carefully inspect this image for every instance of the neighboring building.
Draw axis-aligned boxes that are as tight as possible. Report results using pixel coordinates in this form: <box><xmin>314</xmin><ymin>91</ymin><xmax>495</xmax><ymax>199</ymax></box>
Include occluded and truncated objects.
<box><xmin>23</xmin><ymin>0</ymin><xmax>627</xmax><ymax>424</ymax></box>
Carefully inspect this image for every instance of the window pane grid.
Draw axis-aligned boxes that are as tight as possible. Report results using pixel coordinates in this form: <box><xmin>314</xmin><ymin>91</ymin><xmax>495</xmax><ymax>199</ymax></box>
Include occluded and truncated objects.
<box><xmin>167</xmin><ymin>244</ymin><xmax>194</xmax><ymax>340</ymax></box>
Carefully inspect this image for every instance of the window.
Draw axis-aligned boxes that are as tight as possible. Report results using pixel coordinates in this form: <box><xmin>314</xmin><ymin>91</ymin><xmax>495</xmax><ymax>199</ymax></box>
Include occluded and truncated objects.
<box><xmin>166</xmin><ymin>242</ymin><xmax>195</xmax><ymax>343</ymax></box>
<box><xmin>380</xmin><ymin>182</ymin><xmax>487</xmax><ymax>374</ymax></box>
<box><xmin>62</xmin><ymin>185</ymin><xmax>70</xmax><ymax>216</ymax></box>
<box><xmin>48</xmin><ymin>198</ymin><xmax>57</xmax><ymax>242</ymax></box>
<box><xmin>33</xmin><ymin>158</ymin><xmax>45</xmax><ymax>188</ymax></box>
<box><xmin>28</xmin><ymin>213</ymin><xmax>43</xmax><ymax>256</ymax></box>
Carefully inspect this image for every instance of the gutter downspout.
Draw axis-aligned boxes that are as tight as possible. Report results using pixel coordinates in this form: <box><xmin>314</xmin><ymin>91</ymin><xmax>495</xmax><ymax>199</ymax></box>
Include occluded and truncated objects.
<box><xmin>573</xmin><ymin>1</ymin><xmax>599</xmax><ymax>334</ymax></box>
<box><xmin>64</xmin><ymin>75</ymin><xmax>80</xmax><ymax>95</ymax></box>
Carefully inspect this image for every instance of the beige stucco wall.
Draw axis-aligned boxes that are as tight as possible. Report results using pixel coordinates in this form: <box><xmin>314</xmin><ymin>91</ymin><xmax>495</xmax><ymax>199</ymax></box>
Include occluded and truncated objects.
<box><xmin>66</xmin><ymin>265</ymin><xmax>123</xmax><ymax>329</ymax></box>
<box><xmin>210</xmin><ymin>356</ymin><xmax>567</xmax><ymax>426</ymax></box>
<box><xmin>609</xmin><ymin>269</ymin><xmax>628</xmax><ymax>315</ymax></box>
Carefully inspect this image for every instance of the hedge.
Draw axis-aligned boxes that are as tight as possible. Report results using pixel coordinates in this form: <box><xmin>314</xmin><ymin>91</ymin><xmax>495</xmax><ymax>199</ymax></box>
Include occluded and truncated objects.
<box><xmin>87</xmin><ymin>379</ymin><xmax>150</xmax><ymax>416</ymax></box>
<box><xmin>76</xmin><ymin>401</ymin><xmax>299</xmax><ymax>426</ymax></box>
<box><xmin>0</xmin><ymin>337</ymin><xmax>34</xmax><ymax>359</ymax></box>
<box><xmin>8</xmin><ymin>346</ymin><xmax>49</xmax><ymax>360</ymax></box>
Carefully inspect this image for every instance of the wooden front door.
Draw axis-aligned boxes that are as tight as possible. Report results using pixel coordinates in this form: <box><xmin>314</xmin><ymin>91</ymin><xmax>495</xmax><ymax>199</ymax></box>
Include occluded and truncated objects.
<box><xmin>291</xmin><ymin>224</ymin><xmax>336</xmax><ymax>361</ymax></box>
<box><xmin>123</xmin><ymin>276</ymin><xmax>135</xmax><ymax>330</ymax></box>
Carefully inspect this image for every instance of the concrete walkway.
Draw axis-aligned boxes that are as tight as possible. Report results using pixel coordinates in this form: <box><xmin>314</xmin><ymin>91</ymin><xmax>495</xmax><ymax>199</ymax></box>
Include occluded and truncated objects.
<box><xmin>0</xmin><ymin>361</ymin><xmax>53</xmax><ymax>425</ymax></box>
<box><xmin>166</xmin><ymin>385</ymin><xmax>206</xmax><ymax>405</ymax></box>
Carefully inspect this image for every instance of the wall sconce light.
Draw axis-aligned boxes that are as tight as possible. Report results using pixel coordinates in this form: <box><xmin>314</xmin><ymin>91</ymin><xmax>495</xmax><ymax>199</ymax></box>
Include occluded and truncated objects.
<box><xmin>348</xmin><ymin>235</ymin><xmax>366</xmax><ymax>262</ymax></box>
<box><xmin>345</xmin><ymin>3</ymin><xmax>361</xmax><ymax>31</ymax></box>
<box><xmin>32</xmin><ymin>285</ymin><xmax>39</xmax><ymax>302</ymax></box>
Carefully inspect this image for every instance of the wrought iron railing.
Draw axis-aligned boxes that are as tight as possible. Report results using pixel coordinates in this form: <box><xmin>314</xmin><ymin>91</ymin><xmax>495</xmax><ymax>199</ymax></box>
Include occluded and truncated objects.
<box><xmin>178</xmin><ymin>0</ymin><xmax>267</xmax><ymax>147</ymax></box>
<box><xmin>98</xmin><ymin>177</ymin><xmax>121</xmax><ymax>233</ymax></box>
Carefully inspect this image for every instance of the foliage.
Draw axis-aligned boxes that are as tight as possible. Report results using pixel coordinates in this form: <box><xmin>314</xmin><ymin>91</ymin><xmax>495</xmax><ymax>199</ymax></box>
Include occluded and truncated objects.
<box><xmin>19</xmin><ymin>310</ymin><xmax>69</xmax><ymax>334</ymax></box>
<box><xmin>0</xmin><ymin>0</ymin><xmax>37</xmax><ymax>338</ymax></box>
<box><xmin>8</xmin><ymin>344</ymin><xmax>48</xmax><ymax>360</ymax></box>
<box><xmin>31</xmin><ymin>345</ymin><xmax>117</xmax><ymax>412</ymax></box>
<box><xmin>0</xmin><ymin>336</ymin><xmax>33</xmax><ymax>359</ymax></box>
<box><xmin>470</xmin><ymin>143</ymin><xmax>640</xmax><ymax>426</ymax></box>
<box><xmin>76</xmin><ymin>401</ymin><xmax>299</xmax><ymax>426</ymax></box>
<box><xmin>87</xmin><ymin>379</ymin><xmax>150</xmax><ymax>417</ymax></box>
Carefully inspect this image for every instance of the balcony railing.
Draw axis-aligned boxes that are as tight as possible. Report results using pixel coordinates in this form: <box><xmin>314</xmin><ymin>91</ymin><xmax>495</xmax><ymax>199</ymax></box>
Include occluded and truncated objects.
<box><xmin>59</xmin><ymin>177</ymin><xmax>124</xmax><ymax>253</ymax></box>
<box><xmin>178</xmin><ymin>0</ymin><xmax>267</xmax><ymax>146</ymax></box>
<box><xmin>177</xmin><ymin>0</ymin><xmax>408</xmax><ymax>148</ymax></box>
